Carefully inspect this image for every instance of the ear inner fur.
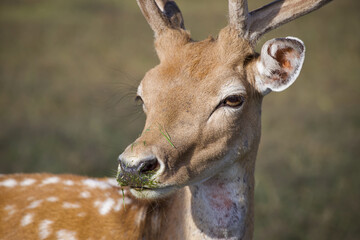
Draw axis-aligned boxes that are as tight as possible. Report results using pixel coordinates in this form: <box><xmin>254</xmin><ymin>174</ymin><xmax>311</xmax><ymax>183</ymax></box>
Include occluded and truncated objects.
<box><xmin>253</xmin><ymin>37</ymin><xmax>305</xmax><ymax>95</ymax></box>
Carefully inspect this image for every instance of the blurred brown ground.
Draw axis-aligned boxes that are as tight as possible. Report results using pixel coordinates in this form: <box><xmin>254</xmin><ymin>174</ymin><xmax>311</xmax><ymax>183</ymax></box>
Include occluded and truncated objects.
<box><xmin>0</xmin><ymin>0</ymin><xmax>359</xmax><ymax>239</ymax></box>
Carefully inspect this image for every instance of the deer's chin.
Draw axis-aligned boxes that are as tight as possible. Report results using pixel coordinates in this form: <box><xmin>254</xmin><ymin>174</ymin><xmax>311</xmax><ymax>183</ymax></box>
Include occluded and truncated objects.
<box><xmin>129</xmin><ymin>185</ymin><xmax>176</xmax><ymax>199</ymax></box>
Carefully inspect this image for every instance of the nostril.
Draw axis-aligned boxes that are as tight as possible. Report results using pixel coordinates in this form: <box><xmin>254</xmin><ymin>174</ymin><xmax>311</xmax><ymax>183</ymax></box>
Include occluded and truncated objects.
<box><xmin>119</xmin><ymin>161</ymin><xmax>126</xmax><ymax>171</ymax></box>
<box><xmin>119</xmin><ymin>159</ymin><xmax>133</xmax><ymax>173</ymax></box>
<box><xmin>118</xmin><ymin>155</ymin><xmax>127</xmax><ymax>169</ymax></box>
<box><xmin>139</xmin><ymin>158</ymin><xmax>159</xmax><ymax>174</ymax></box>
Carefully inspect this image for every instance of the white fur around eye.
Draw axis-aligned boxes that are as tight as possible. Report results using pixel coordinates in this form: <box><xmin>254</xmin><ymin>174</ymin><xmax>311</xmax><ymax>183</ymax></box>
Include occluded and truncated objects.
<box><xmin>219</xmin><ymin>80</ymin><xmax>247</xmax><ymax>102</ymax></box>
<box><xmin>223</xmin><ymin>105</ymin><xmax>243</xmax><ymax>114</ymax></box>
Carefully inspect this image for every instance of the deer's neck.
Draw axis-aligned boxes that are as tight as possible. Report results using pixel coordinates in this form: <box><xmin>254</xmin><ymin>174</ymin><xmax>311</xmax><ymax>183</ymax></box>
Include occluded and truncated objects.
<box><xmin>158</xmin><ymin>156</ymin><xmax>255</xmax><ymax>240</ymax></box>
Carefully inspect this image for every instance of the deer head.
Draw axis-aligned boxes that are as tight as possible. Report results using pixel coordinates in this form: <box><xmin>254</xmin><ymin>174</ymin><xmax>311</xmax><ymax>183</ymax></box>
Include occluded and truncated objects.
<box><xmin>117</xmin><ymin>0</ymin><xmax>331</xmax><ymax>199</ymax></box>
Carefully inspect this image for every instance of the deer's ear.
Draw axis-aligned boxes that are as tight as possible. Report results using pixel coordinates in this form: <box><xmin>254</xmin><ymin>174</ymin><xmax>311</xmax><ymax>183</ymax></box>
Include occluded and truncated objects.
<box><xmin>253</xmin><ymin>37</ymin><xmax>305</xmax><ymax>95</ymax></box>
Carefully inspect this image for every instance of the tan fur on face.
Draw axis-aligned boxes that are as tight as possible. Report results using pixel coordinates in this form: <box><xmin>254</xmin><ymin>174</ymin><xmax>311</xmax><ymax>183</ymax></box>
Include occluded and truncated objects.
<box><xmin>121</xmin><ymin>27</ymin><xmax>262</xmax><ymax>195</ymax></box>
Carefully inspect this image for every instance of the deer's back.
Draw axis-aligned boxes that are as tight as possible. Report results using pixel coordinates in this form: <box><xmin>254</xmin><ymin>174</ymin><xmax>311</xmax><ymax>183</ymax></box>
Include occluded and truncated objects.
<box><xmin>0</xmin><ymin>174</ymin><xmax>147</xmax><ymax>240</ymax></box>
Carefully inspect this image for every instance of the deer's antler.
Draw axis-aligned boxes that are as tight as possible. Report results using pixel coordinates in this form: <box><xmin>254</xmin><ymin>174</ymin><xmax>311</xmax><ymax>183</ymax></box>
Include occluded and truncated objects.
<box><xmin>137</xmin><ymin>0</ymin><xmax>185</xmax><ymax>37</ymax></box>
<box><xmin>228</xmin><ymin>0</ymin><xmax>332</xmax><ymax>42</ymax></box>
<box><xmin>228</xmin><ymin>0</ymin><xmax>249</xmax><ymax>36</ymax></box>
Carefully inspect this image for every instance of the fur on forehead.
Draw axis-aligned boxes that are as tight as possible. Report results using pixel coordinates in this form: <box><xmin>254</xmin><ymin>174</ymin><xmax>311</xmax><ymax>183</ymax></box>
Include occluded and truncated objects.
<box><xmin>154</xmin><ymin>27</ymin><xmax>254</xmax><ymax>67</ymax></box>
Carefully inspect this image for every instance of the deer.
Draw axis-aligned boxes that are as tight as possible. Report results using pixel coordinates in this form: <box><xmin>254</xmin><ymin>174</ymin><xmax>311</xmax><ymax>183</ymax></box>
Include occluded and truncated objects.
<box><xmin>0</xmin><ymin>0</ymin><xmax>332</xmax><ymax>239</ymax></box>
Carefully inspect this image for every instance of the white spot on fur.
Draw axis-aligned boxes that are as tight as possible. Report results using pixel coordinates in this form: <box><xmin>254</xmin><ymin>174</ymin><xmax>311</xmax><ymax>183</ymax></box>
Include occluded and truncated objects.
<box><xmin>4</xmin><ymin>205</ymin><xmax>16</xmax><ymax>217</ymax></box>
<box><xmin>46</xmin><ymin>196</ymin><xmax>59</xmax><ymax>202</ymax></box>
<box><xmin>27</xmin><ymin>196</ymin><xmax>35</xmax><ymax>201</ymax></box>
<box><xmin>20</xmin><ymin>178</ymin><xmax>36</xmax><ymax>186</ymax></box>
<box><xmin>27</xmin><ymin>200</ymin><xmax>43</xmax><ymax>209</ymax></box>
<box><xmin>42</xmin><ymin>177</ymin><xmax>60</xmax><ymax>185</ymax></box>
<box><xmin>124</xmin><ymin>197</ymin><xmax>132</xmax><ymax>205</ymax></box>
<box><xmin>56</xmin><ymin>229</ymin><xmax>77</xmax><ymax>240</ymax></box>
<box><xmin>63</xmin><ymin>180</ymin><xmax>74</xmax><ymax>186</ymax></box>
<box><xmin>21</xmin><ymin>213</ymin><xmax>34</xmax><ymax>227</ymax></box>
<box><xmin>106</xmin><ymin>178</ymin><xmax>118</xmax><ymax>186</ymax></box>
<box><xmin>0</xmin><ymin>179</ymin><xmax>17</xmax><ymax>187</ymax></box>
<box><xmin>93</xmin><ymin>198</ymin><xmax>115</xmax><ymax>215</ymax></box>
<box><xmin>79</xmin><ymin>191</ymin><xmax>91</xmax><ymax>198</ymax></box>
<box><xmin>113</xmin><ymin>199</ymin><xmax>123</xmax><ymax>212</ymax></box>
<box><xmin>62</xmin><ymin>202</ymin><xmax>81</xmax><ymax>209</ymax></box>
<box><xmin>77</xmin><ymin>212</ymin><xmax>86</xmax><ymax>217</ymax></box>
<box><xmin>39</xmin><ymin>220</ymin><xmax>53</xmax><ymax>240</ymax></box>
<box><xmin>82</xmin><ymin>179</ymin><xmax>110</xmax><ymax>189</ymax></box>
<box><xmin>116</xmin><ymin>191</ymin><xmax>132</xmax><ymax>205</ymax></box>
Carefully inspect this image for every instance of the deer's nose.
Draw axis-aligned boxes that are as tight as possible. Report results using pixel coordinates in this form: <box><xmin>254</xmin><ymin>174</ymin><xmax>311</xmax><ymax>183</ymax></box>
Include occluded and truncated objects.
<box><xmin>118</xmin><ymin>156</ymin><xmax>160</xmax><ymax>175</ymax></box>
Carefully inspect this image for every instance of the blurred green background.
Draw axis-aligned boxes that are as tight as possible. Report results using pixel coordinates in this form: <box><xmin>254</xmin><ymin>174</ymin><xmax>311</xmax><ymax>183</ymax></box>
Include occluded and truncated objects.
<box><xmin>0</xmin><ymin>0</ymin><xmax>359</xmax><ymax>239</ymax></box>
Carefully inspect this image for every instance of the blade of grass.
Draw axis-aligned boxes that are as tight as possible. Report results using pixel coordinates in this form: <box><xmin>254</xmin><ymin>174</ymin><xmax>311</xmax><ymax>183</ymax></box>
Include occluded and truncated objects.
<box><xmin>158</xmin><ymin>124</ymin><xmax>175</xmax><ymax>148</ymax></box>
<box><xmin>121</xmin><ymin>188</ymin><xmax>126</xmax><ymax>210</ymax></box>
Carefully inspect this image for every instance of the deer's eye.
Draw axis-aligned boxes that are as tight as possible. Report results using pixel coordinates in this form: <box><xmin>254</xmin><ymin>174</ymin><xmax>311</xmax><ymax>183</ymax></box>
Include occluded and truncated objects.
<box><xmin>223</xmin><ymin>95</ymin><xmax>245</xmax><ymax>108</ymax></box>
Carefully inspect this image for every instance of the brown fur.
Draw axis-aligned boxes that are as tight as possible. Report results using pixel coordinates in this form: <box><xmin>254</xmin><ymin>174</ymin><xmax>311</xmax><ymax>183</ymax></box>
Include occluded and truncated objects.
<box><xmin>0</xmin><ymin>174</ymin><xmax>147</xmax><ymax>239</ymax></box>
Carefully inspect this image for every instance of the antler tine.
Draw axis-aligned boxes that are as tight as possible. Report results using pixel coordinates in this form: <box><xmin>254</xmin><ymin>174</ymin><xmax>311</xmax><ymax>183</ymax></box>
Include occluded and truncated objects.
<box><xmin>248</xmin><ymin>0</ymin><xmax>333</xmax><ymax>42</ymax></box>
<box><xmin>137</xmin><ymin>0</ymin><xmax>170</xmax><ymax>36</ymax></box>
<box><xmin>228</xmin><ymin>0</ymin><xmax>249</xmax><ymax>36</ymax></box>
<box><xmin>137</xmin><ymin>0</ymin><xmax>185</xmax><ymax>37</ymax></box>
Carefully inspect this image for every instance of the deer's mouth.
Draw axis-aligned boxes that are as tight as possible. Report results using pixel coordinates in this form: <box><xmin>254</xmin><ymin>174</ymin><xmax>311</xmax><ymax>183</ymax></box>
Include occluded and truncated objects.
<box><xmin>129</xmin><ymin>185</ymin><xmax>176</xmax><ymax>199</ymax></box>
<box><xmin>116</xmin><ymin>152</ymin><xmax>172</xmax><ymax>198</ymax></box>
<box><xmin>117</xmin><ymin>173</ymin><xmax>159</xmax><ymax>189</ymax></box>
<box><xmin>131</xmin><ymin>186</ymin><xmax>153</xmax><ymax>191</ymax></box>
